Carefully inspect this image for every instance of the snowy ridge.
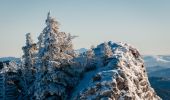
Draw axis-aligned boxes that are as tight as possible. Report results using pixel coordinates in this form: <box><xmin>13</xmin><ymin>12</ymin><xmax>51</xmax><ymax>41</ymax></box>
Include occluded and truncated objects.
<box><xmin>72</xmin><ymin>42</ymin><xmax>161</xmax><ymax>100</ymax></box>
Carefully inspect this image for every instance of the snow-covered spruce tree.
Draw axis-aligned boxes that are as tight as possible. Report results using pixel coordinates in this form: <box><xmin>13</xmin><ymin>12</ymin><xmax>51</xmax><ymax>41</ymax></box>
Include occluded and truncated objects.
<box><xmin>0</xmin><ymin>63</ymin><xmax>5</xmax><ymax>100</ymax></box>
<box><xmin>84</xmin><ymin>48</ymin><xmax>96</xmax><ymax>71</ymax></box>
<box><xmin>37</xmin><ymin>32</ymin><xmax>45</xmax><ymax>57</ymax></box>
<box><xmin>0</xmin><ymin>61</ymin><xmax>22</xmax><ymax>100</ymax></box>
<box><xmin>103</xmin><ymin>42</ymin><xmax>113</xmax><ymax>58</ymax></box>
<box><xmin>33</xmin><ymin>12</ymin><xmax>78</xmax><ymax>100</ymax></box>
<box><xmin>103</xmin><ymin>42</ymin><xmax>113</xmax><ymax>66</ymax></box>
<box><xmin>38</xmin><ymin>12</ymin><xmax>76</xmax><ymax>64</ymax></box>
<box><xmin>22</xmin><ymin>33</ymin><xmax>37</xmax><ymax>90</ymax></box>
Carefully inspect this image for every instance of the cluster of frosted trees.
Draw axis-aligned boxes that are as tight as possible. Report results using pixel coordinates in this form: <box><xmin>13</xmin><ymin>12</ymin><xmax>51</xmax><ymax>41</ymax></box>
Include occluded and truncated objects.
<box><xmin>21</xmin><ymin>12</ymin><xmax>78</xmax><ymax>99</ymax></box>
<box><xmin>0</xmin><ymin>12</ymin><xmax>114</xmax><ymax>100</ymax></box>
<box><xmin>0</xmin><ymin>61</ymin><xmax>23</xmax><ymax>100</ymax></box>
<box><xmin>22</xmin><ymin>13</ymin><xmax>114</xmax><ymax>99</ymax></box>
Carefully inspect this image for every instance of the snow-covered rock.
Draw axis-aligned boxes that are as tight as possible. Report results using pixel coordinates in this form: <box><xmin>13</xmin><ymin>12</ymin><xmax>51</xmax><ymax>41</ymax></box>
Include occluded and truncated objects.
<box><xmin>72</xmin><ymin>42</ymin><xmax>161</xmax><ymax>100</ymax></box>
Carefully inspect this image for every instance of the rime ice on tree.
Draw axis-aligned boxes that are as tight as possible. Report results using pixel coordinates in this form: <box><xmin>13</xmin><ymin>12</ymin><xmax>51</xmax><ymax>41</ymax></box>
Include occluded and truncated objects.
<box><xmin>39</xmin><ymin>12</ymin><xmax>75</xmax><ymax>63</ymax></box>
<box><xmin>22</xmin><ymin>33</ymin><xmax>37</xmax><ymax>86</ymax></box>
<box><xmin>103</xmin><ymin>42</ymin><xmax>113</xmax><ymax>58</ymax></box>
<box><xmin>33</xmin><ymin>12</ymin><xmax>77</xmax><ymax>100</ymax></box>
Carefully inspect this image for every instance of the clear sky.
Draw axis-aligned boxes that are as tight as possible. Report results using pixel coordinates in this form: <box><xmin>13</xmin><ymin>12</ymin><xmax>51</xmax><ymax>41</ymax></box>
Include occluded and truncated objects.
<box><xmin>0</xmin><ymin>0</ymin><xmax>170</xmax><ymax>57</ymax></box>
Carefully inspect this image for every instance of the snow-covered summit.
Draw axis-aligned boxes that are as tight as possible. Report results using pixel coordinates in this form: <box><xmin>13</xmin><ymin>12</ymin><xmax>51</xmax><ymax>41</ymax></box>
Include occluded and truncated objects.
<box><xmin>72</xmin><ymin>41</ymin><xmax>161</xmax><ymax>100</ymax></box>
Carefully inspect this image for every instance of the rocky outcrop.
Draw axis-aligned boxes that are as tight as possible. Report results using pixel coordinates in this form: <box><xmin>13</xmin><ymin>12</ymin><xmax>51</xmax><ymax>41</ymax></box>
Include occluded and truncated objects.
<box><xmin>72</xmin><ymin>42</ymin><xmax>161</xmax><ymax>100</ymax></box>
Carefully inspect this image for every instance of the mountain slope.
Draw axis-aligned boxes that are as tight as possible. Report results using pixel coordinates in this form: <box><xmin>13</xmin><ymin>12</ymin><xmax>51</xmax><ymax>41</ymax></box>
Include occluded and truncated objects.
<box><xmin>149</xmin><ymin>77</ymin><xmax>170</xmax><ymax>100</ymax></box>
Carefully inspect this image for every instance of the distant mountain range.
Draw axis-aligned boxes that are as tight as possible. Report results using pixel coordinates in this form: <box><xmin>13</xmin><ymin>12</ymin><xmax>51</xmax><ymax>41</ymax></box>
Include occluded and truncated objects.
<box><xmin>142</xmin><ymin>55</ymin><xmax>170</xmax><ymax>99</ymax></box>
<box><xmin>143</xmin><ymin>55</ymin><xmax>170</xmax><ymax>77</ymax></box>
<box><xmin>0</xmin><ymin>57</ymin><xmax>20</xmax><ymax>63</ymax></box>
<box><xmin>143</xmin><ymin>55</ymin><xmax>170</xmax><ymax>68</ymax></box>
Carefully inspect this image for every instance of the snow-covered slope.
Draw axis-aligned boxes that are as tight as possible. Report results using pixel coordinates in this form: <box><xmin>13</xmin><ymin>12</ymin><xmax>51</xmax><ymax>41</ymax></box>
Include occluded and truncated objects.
<box><xmin>72</xmin><ymin>41</ymin><xmax>161</xmax><ymax>100</ymax></box>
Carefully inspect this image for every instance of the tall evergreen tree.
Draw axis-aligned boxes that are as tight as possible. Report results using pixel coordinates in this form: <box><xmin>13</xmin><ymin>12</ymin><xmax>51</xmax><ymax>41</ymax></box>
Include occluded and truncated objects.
<box><xmin>38</xmin><ymin>12</ymin><xmax>75</xmax><ymax>65</ymax></box>
<box><xmin>0</xmin><ymin>62</ymin><xmax>22</xmax><ymax>100</ymax></box>
<box><xmin>33</xmin><ymin>12</ymin><xmax>77</xmax><ymax>100</ymax></box>
<box><xmin>102</xmin><ymin>42</ymin><xmax>113</xmax><ymax>66</ymax></box>
<box><xmin>103</xmin><ymin>42</ymin><xmax>113</xmax><ymax>58</ymax></box>
<box><xmin>22</xmin><ymin>33</ymin><xmax>37</xmax><ymax>86</ymax></box>
<box><xmin>84</xmin><ymin>48</ymin><xmax>96</xmax><ymax>71</ymax></box>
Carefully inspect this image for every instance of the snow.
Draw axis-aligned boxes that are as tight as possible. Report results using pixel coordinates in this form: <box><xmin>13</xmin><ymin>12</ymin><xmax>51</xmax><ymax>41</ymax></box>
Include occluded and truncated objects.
<box><xmin>71</xmin><ymin>41</ymin><xmax>160</xmax><ymax>100</ymax></box>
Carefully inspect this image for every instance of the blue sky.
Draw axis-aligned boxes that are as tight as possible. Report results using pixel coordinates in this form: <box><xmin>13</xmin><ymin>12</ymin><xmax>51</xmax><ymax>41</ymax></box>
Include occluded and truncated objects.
<box><xmin>0</xmin><ymin>0</ymin><xmax>170</xmax><ymax>57</ymax></box>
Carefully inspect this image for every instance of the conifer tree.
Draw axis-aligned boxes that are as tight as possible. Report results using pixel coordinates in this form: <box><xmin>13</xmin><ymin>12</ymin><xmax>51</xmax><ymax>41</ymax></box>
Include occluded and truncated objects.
<box><xmin>86</xmin><ymin>48</ymin><xmax>95</xmax><ymax>59</ymax></box>
<box><xmin>85</xmin><ymin>48</ymin><xmax>96</xmax><ymax>71</ymax></box>
<box><xmin>102</xmin><ymin>42</ymin><xmax>113</xmax><ymax>66</ymax></box>
<box><xmin>0</xmin><ymin>69</ymin><xmax>5</xmax><ymax>100</ymax></box>
<box><xmin>38</xmin><ymin>12</ymin><xmax>75</xmax><ymax>65</ymax></box>
<box><xmin>0</xmin><ymin>62</ymin><xmax>22</xmax><ymax>100</ymax></box>
<box><xmin>34</xmin><ymin>12</ymin><xmax>77</xmax><ymax>100</ymax></box>
<box><xmin>22</xmin><ymin>33</ymin><xmax>37</xmax><ymax>86</ymax></box>
<box><xmin>103</xmin><ymin>42</ymin><xmax>113</xmax><ymax>58</ymax></box>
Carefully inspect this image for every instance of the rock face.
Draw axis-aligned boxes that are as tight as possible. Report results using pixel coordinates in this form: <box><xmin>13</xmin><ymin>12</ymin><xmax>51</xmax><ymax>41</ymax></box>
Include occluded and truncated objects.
<box><xmin>72</xmin><ymin>42</ymin><xmax>161</xmax><ymax>100</ymax></box>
